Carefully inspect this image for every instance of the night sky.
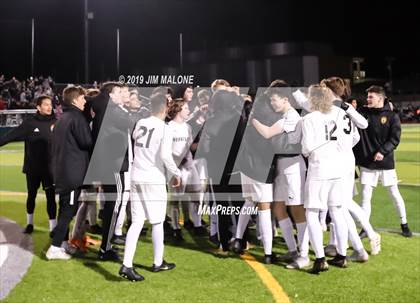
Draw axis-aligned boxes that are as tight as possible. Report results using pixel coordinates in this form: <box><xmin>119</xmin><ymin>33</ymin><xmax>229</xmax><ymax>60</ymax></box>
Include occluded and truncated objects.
<box><xmin>0</xmin><ymin>0</ymin><xmax>419</xmax><ymax>83</ymax></box>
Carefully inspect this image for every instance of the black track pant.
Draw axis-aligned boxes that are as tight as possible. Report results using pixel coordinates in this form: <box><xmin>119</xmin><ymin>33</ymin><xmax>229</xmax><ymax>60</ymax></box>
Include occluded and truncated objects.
<box><xmin>52</xmin><ymin>189</ymin><xmax>81</xmax><ymax>247</ymax></box>
<box><xmin>100</xmin><ymin>173</ymin><xmax>125</xmax><ymax>251</ymax></box>
<box><xmin>26</xmin><ymin>173</ymin><xmax>56</xmax><ymax>219</ymax></box>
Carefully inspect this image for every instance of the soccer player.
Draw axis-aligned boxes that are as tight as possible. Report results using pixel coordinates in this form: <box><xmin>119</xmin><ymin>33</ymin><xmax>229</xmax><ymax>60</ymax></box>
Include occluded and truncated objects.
<box><xmin>0</xmin><ymin>95</ymin><xmax>57</xmax><ymax>234</ymax></box>
<box><xmin>252</xmin><ymin>86</ymin><xmax>310</xmax><ymax>269</ymax></box>
<box><xmin>233</xmin><ymin>88</ymin><xmax>279</xmax><ymax>263</ymax></box>
<box><xmin>88</xmin><ymin>82</ymin><xmax>137</xmax><ymax>261</ymax></box>
<box><xmin>301</xmin><ymin>85</ymin><xmax>349</xmax><ymax>274</ymax></box>
<box><xmin>46</xmin><ymin>86</ymin><xmax>92</xmax><ymax>260</ymax></box>
<box><xmin>119</xmin><ymin>93</ymin><xmax>181</xmax><ymax>282</ymax></box>
<box><xmin>294</xmin><ymin>81</ymin><xmax>381</xmax><ymax>256</ymax></box>
<box><xmin>167</xmin><ymin>98</ymin><xmax>205</xmax><ymax>241</ymax></box>
<box><xmin>320</xmin><ymin>77</ymin><xmax>379</xmax><ymax>261</ymax></box>
<box><xmin>354</xmin><ymin>85</ymin><xmax>412</xmax><ymax>237</ymax></box>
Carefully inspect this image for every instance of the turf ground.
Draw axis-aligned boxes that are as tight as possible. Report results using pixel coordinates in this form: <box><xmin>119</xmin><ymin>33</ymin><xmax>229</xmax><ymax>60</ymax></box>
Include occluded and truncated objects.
<box><xmin>0</xmin><ymin>124</ymin><xmax>419</xmax><ymax>303</ymax></box>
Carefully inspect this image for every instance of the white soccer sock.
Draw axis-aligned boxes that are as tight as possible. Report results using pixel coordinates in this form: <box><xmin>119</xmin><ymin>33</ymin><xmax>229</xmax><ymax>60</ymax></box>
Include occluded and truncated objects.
<box><xmin>189</xmin><ymin>202</ymin><xmax>202</xmax><ymax>227</ymax></box>
<box><xmin>306</xmin><ymin>209</ymin><xmax>324</xmax><ymax>258</ymax></box>
<box><xmin>328</xmin><ymin>223</ymin><xmax>337</xmax><ymax>246</ymax></box>
<box><xmin>210</xmin><ymin>205</ymin><xmax>218</xmax><ymax>236</ymax></box>
<box><xmin>388</xmin><ymin>185</ymin><xmax>408</xmax><ymax>224</ymax></box>
<box><xmin>258</xmin><ymin>209</ymin><xmax>273</xmax><ymax>255</ymax></box>
<box><xmin>27</xmin><ymin>213</ymin><xmax>33</xmax><ymax>225</ymax></box>
<box><xmin>361</xmin><ymin>184</ymin><xmax>373</xmax><ymax>219</ymax></box>
<box><xmin>235</xmin><ymin>200</ymin><xmax>253</xmax><ymax>239</ymax></box>
<box><xmin>343</xmin><ymin>207</ymin><xmax>363</xmax><ymax>251</ymax></box>
<box><xmin>319</xmin><ymin>209</ymin><xmax>328</xmax><ymax>231</ymax></box>
<box><xmin>272</xmin><ymin>216</ymin><xmax>278</xmax><ymax>238</ymax></box>
<box><xmin>98</xmin><ymin>191</ymin><xmax>105</xmax><ymax>210</ymax></box>
<box><xmin>114</xmin><ymin>191</ymin><xmax>129</xmax><ymax>236</ymax></box>
<box><xmin>152</xmin><ymin>222</ymin><xmax>164</xmax><ymax>267</ymax></box>
<box><xmin>328</xmin><ymin>206</ymin><xmax>348</xmax><ymax>256</ymax></box>
<box><xmin>123</xmin><ymin>219</ymin><xmax>144</xmax><ymax>268</ymax></box>
<box><xmin>49</xmin><ymin>219</ymin><xmax>57</xmax><ymax>231</ymax></box>
<box><xmin>170</xmin><ymin>202</ymin><xmax>181</xmax><ymax>230</ymax></box>
<box><xmin>278</xmin><ymin>218</ymin><xmax>297</xmax><ymax>252</ymax></box>
<box><xmin>348</xmin><ymin>199</ymin><xmax>377</xmax><ymax>240</ymax></box>
<box><xmin>296</xmin><ymin>222</ymin><xmax>309</xmax><ymax>257</ymax></box>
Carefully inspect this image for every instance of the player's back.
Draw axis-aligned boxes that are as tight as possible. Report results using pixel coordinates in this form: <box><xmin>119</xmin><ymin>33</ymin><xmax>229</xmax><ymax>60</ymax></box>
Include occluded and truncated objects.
<box><xmin>132</xmin><ymin>116</ymin><xmax>166</xmax><ymax>183</ymax></box>
<box><xmin>302</xmin><ymin>106</ymin><xmax>347</xmax><ymax>180</ymax></box>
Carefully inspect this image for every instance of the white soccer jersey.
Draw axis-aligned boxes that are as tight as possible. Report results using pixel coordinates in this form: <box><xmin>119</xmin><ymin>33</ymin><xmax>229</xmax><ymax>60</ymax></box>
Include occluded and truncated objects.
<box><xmin>167</xmin><ymin>120</ymin><xmax>193</xmax><ymax>165</ymax></box>
<box><xmin>302</xmin><ymin>106</ymin><xmax>348</xmax><ymax>180</ymax></box>
<box><xmin>274</xmin><ymin>107</ymin><xmax>302</xmax><ymax>144</ymax></box>
<box><xmin>131</xmin><ymin>116</ymin><xmax>181</xmax><ymax>183</ymax></box>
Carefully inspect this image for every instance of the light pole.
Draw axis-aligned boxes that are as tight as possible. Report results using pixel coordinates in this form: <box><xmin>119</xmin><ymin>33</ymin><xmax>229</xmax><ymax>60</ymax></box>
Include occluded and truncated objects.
<box><xmin>117</xmin><ymin>28</ymin><xmax>120</xmax><ymax>76</ymax></box>
<box><xmin>386</xmin><ymin>57</ymin><xmax>395</xmax><ymax>93</ymax></box>
<box><xmin>84</xmin><ymin>0</ymin><xmax>89</xmax><ymax>83</ymax></box>
<box><xmin>84</xmin><ymin>0</ymin><xmax>94</xmax><ymax>83</ymax></box>
<box><xmin>31</xmin><ymin>18</ymin><xmax>34</xmax><ymax>76</ymax></box>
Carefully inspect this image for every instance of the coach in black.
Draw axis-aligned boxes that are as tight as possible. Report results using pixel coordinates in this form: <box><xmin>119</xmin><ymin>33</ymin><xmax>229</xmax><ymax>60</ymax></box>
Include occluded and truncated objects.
<box><xmin>46</xmin><ymin>86</ymin><xmax>92</xmax><ymax>260</ymax></box>
<box><xmin>0</xmin><ymin>96</ymin><xmax>56</xmax><ymax>234</ymax></box>
<box><xmin>88</xmin><ymin>82</ymin><xmax>137</xmax><ymax>261</ymax></box>
<box><xmin>354</xmin><ymin>85</ymin><xmax>412</xmax><ymax>237</ymax></box>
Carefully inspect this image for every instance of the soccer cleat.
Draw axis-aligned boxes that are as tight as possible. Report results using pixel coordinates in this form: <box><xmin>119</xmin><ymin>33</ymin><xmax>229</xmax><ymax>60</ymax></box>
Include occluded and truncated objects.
<box><xmin>152</xmin><ymin>260</ymin><xmax>176</xmax><ymax>272</ymax></box>
<box><xmin>231</xmin><ymin>238</ymin><xmax>245</xmax><ymax>254</ymax></box>
<box><xmin>359</xmin><ymin>229</ymin><xmax>368</xmax><ymax>239</ymax></box>
<box><xmin>308</xmin><ymin>258</ymin><xmax>329</xmax><ymax>274</ymax></box>
<box><xmin>286</xmin><ymin>256</ymin><xmax>311</xmax><ymax>269</ymax></box>
<box><xmin>324</xmin><ymin>244</ymin><xmax>337</xmax><ymax>257</ymax></box>
<box><xmin>23</xmin><ymin>224</ymin><xmax>34</xmax><ymax>234</ymax></box>
<box><xmin>277</xmin><ymin>250</ymin><xmax>299</xmax><ymax>263</ymax></box>
<box><xmin>183</xmin><ymin>220</ymin><xmax>194</xmax><ymax>230</ymax></box>
<box><xmin>46</xmin><ymin>246</ymin><xmax>71</xmax><ymax>260</ymax></box>
<box><xmin>264</xmin><ymin>254</ymin><xmax>278</xmax><ymax>265</ymax></box>
<box><xmin>327</xmin><ymin>254</ymin><xmax>348</xmax><ymax>268</ymax></box>
<box><xmin>119</xmin><ymin>265</ymin><xmax>145</xmax><ymax>282</ymax></box>
<box><xmin>111</xmin><ymin>235</ymin><xmax>126</xmax><ymax>245</ymax></box>
<box><xmin>348</xmin><ymin>249</ymin><xmax>369</xmax><ymax>262</ymax></box>
<box><xmin>401</xmin><ymin>224</ymin><xmax>412</xmax><ymax>238</ymax></box>
<box><xmin>369</xmin><ymin>233</ymin><xmax>381</xmax><ymax>255</ymax></box>
<box><xmin>193</xmin><ymin>226</ymin><xmax>208</xmax><ymax>237</ymax></box>
<box><xmin>172</xmin><ymin>229</ymin><xmax>184</xmax><ymax>242</ymax></box>
<box><xmin>98</xmin><ymin>249</ymin><xmax>121</xmax><ymax>262</ymax></box>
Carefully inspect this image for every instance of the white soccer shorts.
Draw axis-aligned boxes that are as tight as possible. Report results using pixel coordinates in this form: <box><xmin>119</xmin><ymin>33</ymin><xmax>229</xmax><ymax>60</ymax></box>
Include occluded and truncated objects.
<box><xmin>360</xmin><ymin>167</ymin><xmax>398</xmax><ymax>187</ymax></box>
<box><xmin>240</xmin><ymin>173</ymin><xmax>273</xmax><ymax>203</ymax></box>
<box><xmin>130</xmin><ymin>182</ymin><xmax>167</xmax><ymax>224</ymax></box>
<box><xmin>273</xmin><ymin>156</ymin><xmax>306</xmax><ymax>205</ymax></box>
<box><xmin>304</xmin><ymin>178</ymin><xmax>343</xmax><ymax>209</ymax></box>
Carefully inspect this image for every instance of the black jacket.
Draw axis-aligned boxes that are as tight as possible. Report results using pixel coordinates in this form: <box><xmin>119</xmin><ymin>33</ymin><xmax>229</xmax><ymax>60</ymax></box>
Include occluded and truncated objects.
<box><xmin>85</xmin><ymin>99</ymin><xmax>137</xmax><ymax>184</ymax></box>
<box><xmin>0</xmin><ymin>112</ymin><xmax>56</xmax><ymax>176</ymax></box>
<box><xmin>235</xmin><ymin>94</ymin><xmax>281</xmax><ymax>183</ymax></box>
<box><xmin>354</xmin><ymin>101</ymin><xmax>401</xmax><ymax>170</ymax></box>
<box><xmin>51</xmin><ymin>106</ymin><xmax>92</xmax><ymax>193</ymax></box>
<box><xmin>196</xmin><ymin>90</ymin><xmax>245</xmax><ymax>188</ymax></box>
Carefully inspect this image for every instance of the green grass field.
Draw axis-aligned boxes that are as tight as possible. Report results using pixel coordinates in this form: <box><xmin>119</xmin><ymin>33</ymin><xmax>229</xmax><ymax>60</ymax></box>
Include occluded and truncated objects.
<box><xmin>1</xmin><ymin>125</ymin><xmax>419</xmax><ymax>303</ymax></box>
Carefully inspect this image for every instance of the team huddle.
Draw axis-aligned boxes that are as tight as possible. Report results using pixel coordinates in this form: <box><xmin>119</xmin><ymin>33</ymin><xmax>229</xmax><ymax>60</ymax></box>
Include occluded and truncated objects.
<box><xmin>0</xmin><ymin>76</ymin><xmax>412</xmax><ymax>281</ymax></box>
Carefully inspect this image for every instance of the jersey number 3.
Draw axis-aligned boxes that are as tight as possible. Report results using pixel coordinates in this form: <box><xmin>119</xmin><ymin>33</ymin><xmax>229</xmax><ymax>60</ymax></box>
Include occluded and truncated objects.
<box><xmin>324</xmin><ymin>115</ymin><xmax>352</xmax><ymax>140</ymax></box>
